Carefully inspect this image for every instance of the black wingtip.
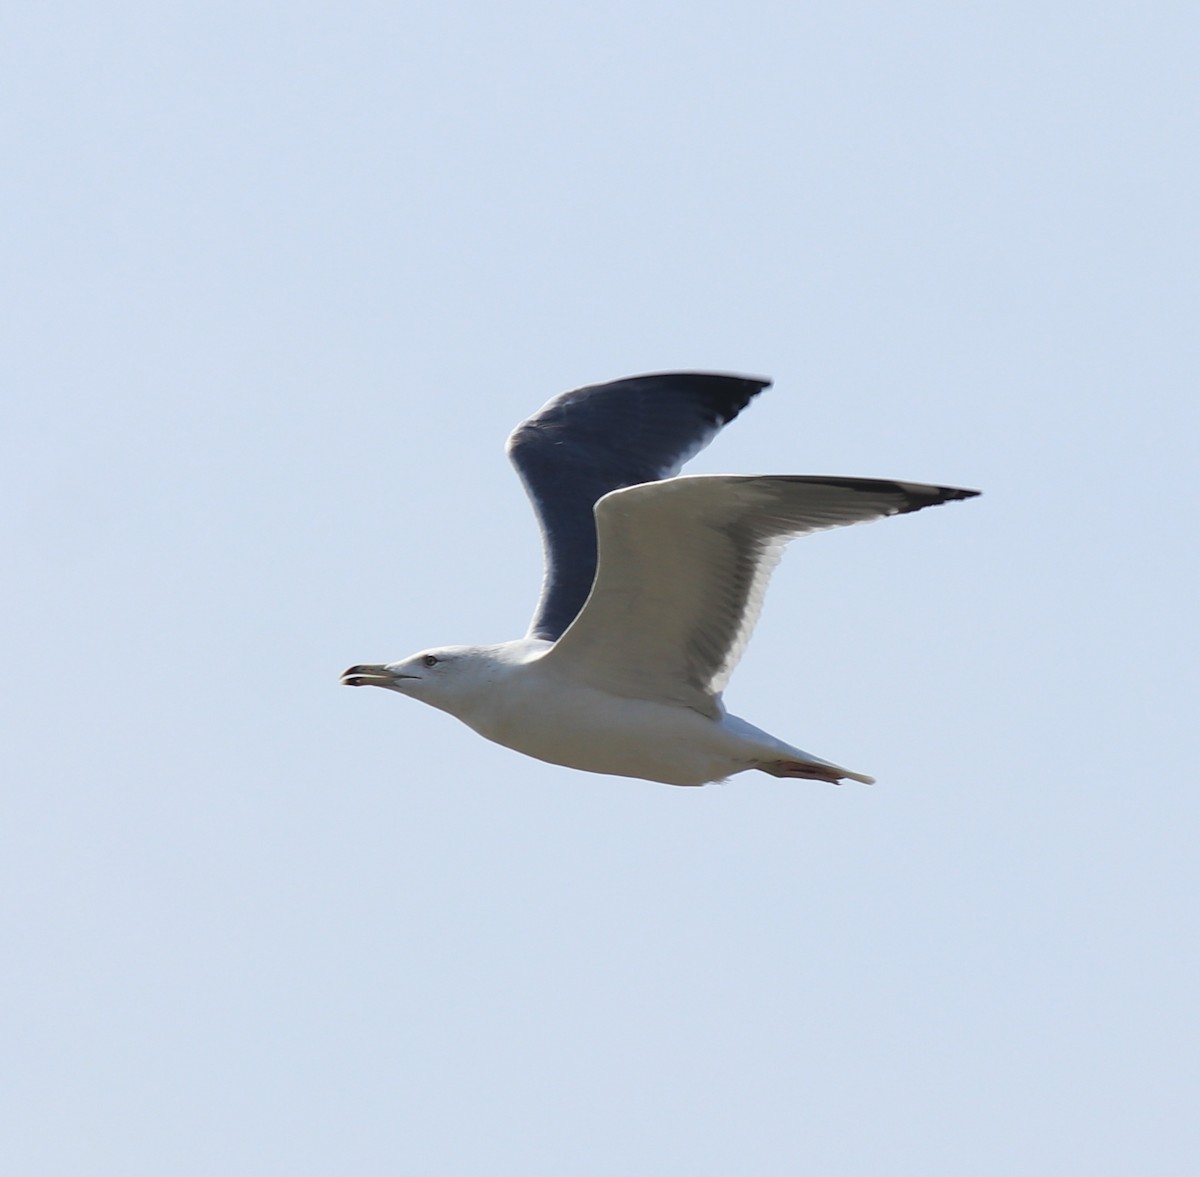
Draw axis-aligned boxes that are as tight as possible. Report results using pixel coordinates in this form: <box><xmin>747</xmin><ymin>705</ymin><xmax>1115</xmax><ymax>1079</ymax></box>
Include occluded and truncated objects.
<box><xmin>939</xmin><ymin>485</ymin><xmax>981</xmax><ymax>502</ymax></box>
<box><xmin>894</xmin><ymin>483</ymin><xmax>982</xmax><ymax>513</ymax></box>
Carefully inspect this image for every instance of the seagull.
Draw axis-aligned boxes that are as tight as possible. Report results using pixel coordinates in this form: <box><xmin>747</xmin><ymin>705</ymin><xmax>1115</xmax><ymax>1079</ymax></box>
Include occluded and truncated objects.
<box><xmin>342</xmin><ymin>372</ymin><xmax>978</xmax><ymax>786</ymax></box>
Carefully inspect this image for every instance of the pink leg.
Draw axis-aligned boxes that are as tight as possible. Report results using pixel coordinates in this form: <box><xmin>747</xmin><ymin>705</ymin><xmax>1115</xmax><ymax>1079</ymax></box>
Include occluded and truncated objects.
<box><xmin>760</xmin><ymin>760</ymin><xmax>847</xmax><ymax>784</ymax></box>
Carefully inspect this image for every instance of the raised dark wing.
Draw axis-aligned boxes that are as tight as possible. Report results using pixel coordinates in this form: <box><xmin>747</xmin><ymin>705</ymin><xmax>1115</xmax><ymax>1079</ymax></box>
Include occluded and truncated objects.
<box><xmin>507</xmin><ymin>372</ymin><xmax>769</xmax><ymax>640</ymax></box>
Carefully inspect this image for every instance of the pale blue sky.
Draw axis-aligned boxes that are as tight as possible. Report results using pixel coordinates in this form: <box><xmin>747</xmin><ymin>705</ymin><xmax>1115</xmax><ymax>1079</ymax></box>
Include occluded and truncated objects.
<box><xmin>3</xmin><ymin>2</ymin><xmax>1197</xmax><ymax>1174</ymax></box>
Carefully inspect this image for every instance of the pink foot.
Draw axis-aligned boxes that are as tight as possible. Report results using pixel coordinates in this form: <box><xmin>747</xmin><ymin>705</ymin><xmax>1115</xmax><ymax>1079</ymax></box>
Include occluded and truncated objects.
<box><xmin>759</xmin><ymin>760</ymin><xmax>875</xmax><ymax>785</ymax></box>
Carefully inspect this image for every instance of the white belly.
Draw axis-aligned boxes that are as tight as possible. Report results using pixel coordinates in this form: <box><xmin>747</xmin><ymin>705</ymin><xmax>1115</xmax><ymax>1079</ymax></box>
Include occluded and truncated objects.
<box><xmin>457</xmin><ymin>672</ymin><xmax>793</xmax><ymax>786</ymax></box>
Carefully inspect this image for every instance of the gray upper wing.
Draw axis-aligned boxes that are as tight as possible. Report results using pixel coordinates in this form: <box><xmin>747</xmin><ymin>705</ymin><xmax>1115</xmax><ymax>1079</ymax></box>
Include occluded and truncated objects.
<box><xmin>507</xmin><ymin>372</ymin><xmax>770</xmax><ymax>641</ymax></box>
<box><xmin>540</xmin><ymin>475</ymin><xmax>981</xmax><ymax>714</ymax></box>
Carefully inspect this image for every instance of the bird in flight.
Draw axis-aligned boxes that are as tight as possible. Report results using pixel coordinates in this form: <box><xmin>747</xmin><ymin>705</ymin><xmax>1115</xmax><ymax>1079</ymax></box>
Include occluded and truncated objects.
<box><xmin>342</xmin><ymin>372</ymin><xmax>977</xmax><ymax>786</ymax></box>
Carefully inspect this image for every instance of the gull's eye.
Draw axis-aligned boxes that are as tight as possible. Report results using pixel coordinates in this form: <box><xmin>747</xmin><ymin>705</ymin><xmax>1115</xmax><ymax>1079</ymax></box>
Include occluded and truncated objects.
<box><xmin>422</xmin><ymin>654</ymin><xmax>439</xmax><ymax>668</ymax></box>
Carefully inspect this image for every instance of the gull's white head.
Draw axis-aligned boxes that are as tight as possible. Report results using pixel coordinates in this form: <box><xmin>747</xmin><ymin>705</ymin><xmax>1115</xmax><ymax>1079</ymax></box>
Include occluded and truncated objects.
<box><xmin>340</xmin><ymin>645</ymin><xmax>508</xmax><ymax>716</ymax></box>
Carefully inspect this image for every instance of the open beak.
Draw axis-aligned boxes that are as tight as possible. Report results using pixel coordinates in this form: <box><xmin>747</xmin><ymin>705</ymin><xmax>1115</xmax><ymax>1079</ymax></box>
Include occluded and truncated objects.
<box><xmin>340</xmin><ymin>664</ymin><xmax>411</xmax><ymax>688</ymax></box>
